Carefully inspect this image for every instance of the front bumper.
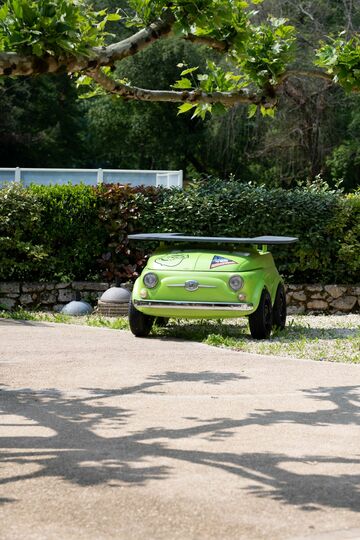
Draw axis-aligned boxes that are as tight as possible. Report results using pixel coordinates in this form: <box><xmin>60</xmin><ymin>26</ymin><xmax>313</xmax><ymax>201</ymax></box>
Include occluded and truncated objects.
<box><xmin>133</xmin><ymin>299</ymin><xmax>254</xmax><ymax>312</ymax></box>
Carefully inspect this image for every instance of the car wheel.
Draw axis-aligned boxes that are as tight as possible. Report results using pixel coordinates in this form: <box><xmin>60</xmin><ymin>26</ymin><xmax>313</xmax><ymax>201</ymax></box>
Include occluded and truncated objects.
<box><xmin>272</xmin><ymin>283</ymin><xmax>286</xmax><ymax>330</ymax></box>
<box><xmin>128</xmin><ymin>300</ymin><xmax>154</xmax><ymax>337</ymax></box>
<box><xmin>248</xmin><ymin>289</ymin><xmax>273</xmax><ymax>340</ymax></box>
<box><xmin>155</xmin><ymin>317</ymin><xmax>169</xmax><ymax>327</ymax></box>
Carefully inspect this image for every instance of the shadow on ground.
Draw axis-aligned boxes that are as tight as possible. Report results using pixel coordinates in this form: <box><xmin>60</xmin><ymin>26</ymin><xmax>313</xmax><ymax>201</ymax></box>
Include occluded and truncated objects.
<box><xmin>0</xmin><ymin>318</ymin><xmax>50</xmax><ymax>328</ymax></box>
<box><xmin>151</xmin><ymin>319</ymin><xmax>359</xmax><ymax>343</ymax></box>
<box><xmin>0</xmin><ymin>373</ymin><xmax>359</xmax><ymax>513</ymax></box>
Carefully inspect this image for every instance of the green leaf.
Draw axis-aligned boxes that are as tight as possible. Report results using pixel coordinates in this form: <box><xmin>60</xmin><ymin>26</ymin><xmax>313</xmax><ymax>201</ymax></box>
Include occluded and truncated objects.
<box><xmin>106</xmin><ymin>13</ymin><xmax>121</xmax><ymax>22</ymax></box>
<box><xmin>172</xmin><ymin>78</ymin><xmax>192</xmax><ymax>89</ymax></box>
<box><xmin>76</xmin><ymin>75</ymin><xmax>93</xmax><ymax>87</ymax></box>
<box><xmin>0</xmin><ymin>3</ymin><xmax>9</xmax><ymax>21</ymax></box>
<box><xmin>180</xmin><ymin>66</ymin><xmax>199</xmax><ymax>76</ymax></box>
<box><xmin>248</xmin><ymin>104</ymin><xmax>257</xmax><ymax>118</ymax></box>
<box><xmin>177</xmin><ymin>102</ymin><xmax>196</xmax><ymax>115</ymax></box>
<box><xmin>12</xmin><ymin>0</ymin><xmax>23</xmax><ymax>19</ymax></box>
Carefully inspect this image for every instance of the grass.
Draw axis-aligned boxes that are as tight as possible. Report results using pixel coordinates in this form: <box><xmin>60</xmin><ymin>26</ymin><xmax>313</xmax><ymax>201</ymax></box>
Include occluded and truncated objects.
<box><xmin>1</xmin><ymin>308</ymin><xmax>359</xmax><ymax>363</ymax></box>
<box><xmin>0</xmin><ymin>307</ymin><xmax>129</xmax><ymax>330</ymax></box>
<box><xmin>152</xmin><ymin>315</ymin><xmax>360</xmax><ymax>363</ymax></box>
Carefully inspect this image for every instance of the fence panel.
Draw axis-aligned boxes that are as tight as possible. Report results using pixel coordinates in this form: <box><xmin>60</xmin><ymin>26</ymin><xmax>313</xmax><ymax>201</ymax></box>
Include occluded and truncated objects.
<box><xmin>0</xmin><ymin>168</ymin><xmax>183</xmax><ymax>188</ymax></box>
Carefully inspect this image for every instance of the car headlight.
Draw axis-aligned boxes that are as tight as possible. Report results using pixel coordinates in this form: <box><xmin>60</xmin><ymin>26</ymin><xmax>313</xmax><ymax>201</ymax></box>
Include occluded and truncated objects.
<box><xmin>229</xmin><ymin>275</ymin><xmax>244</xmax><ymax>291</ymax></box>
<box><xmin>143</xmin><ymin>272</ymin><xmax>158</xmax><ymax>288</ymax></box>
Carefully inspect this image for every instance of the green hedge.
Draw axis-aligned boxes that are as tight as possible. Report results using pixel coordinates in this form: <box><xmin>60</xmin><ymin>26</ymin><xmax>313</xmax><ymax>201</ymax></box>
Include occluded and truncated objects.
<box><xmin>157</xmin><ymin>181</ymin><xmax>358</xmax><ymax>284</ymax></box>
<box><xmin>0</xmin><ymin>183</ymin><xmax>106</xmax><ymax>281</ymax></box>
<box><xmin>0</xmin><ymin>181</ymin><xmax>359</xmax><ymax>284</ymax></box>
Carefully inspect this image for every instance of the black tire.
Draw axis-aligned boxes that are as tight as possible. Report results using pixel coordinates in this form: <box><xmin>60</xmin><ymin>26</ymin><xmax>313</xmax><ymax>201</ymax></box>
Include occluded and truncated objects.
<box><xmin>248</xmin><ymin>289</ymin><xmax>273</xmax><ymax>340</ymax></box>
<box><xmin>272</xmin><ymin>283</ymin><xmax>287</xmax><ymax>330</ymax></box>
<box><xmin>128</xmin><ymin>300</ymin><xmax>154</xmax><ymax>337</ymax></box>
<box><xmin>154</xmin><ymin>317</ymin><xmax>169</xmax><ymax>327</ymax></box>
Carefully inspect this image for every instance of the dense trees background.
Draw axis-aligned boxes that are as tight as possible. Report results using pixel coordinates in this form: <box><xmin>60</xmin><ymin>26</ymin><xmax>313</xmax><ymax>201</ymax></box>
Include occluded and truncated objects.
<box><xmin>0</xmin><ymin>0</ymin><xmax>359</xmax><ymax>191</ymax></box>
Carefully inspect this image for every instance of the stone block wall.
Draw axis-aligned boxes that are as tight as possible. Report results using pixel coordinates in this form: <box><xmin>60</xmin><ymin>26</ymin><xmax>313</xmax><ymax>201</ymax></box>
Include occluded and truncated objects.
<box><xmin>0</xmin><ymin>282</ymin><xmax>108</xmax><ymax>312</ymax></box>
<box><xmin>0</xmin><ymin>281</ymin><xmax>359</xmax><ymax>314</ymax></box>
<box><xmin>285</xmin><ymin>284</ymin><xmax>360</xmax><ymax>314</ymax></box>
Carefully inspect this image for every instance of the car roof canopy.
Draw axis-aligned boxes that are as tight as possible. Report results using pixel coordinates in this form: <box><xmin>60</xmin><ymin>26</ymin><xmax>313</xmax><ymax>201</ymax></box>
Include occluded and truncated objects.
<box><xmin>128</xmin><ymin>233</ymin><xmax>298</xmax><ymax>244</ymax></box>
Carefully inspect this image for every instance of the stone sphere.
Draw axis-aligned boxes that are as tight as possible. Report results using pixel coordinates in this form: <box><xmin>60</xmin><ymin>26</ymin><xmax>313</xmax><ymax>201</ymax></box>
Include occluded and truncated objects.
<box><xmin>100</xmin><ymin>287</ymin><xmax>131</xmax><ymax>304</ymax></box>
<box><xmin>61</xmin><ymin>300</ymin><xmax>93</xmax><ymax>316</ymax></box>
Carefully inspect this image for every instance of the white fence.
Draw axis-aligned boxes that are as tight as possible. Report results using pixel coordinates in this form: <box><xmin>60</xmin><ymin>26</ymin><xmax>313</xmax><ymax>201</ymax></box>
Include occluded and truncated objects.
<box><xmin>0</xmin><ymin>168</ymin><xmax>183</xmax><ymax>189</ymax></box>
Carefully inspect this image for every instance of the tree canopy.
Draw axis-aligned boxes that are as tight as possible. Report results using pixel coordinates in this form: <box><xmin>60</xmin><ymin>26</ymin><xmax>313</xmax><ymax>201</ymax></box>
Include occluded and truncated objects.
<box><xmin>0</xmin><ymin>0</ymin><xmax>359</xmax><ymax>119</ymax></box>
<box><xmin>0</xmin><ymin>0</ymin><xmax>360</xmax><ymax>191</ymax></box>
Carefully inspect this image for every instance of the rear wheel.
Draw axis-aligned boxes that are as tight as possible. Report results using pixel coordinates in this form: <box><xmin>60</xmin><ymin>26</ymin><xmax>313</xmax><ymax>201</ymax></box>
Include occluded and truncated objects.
<box><xmin>272</xmin><ymin>283</ymin><xmax>286</xmax><ymax>330</ymax></box>
<box><xmin>128</xmin><ymin>300</ymin><xmax>154</xmax><ymax>337</ymax></box>
<box><xmin>248</xmin><ymin>289</ymin><xmax>273</xmax><ymax>340</ymax></box>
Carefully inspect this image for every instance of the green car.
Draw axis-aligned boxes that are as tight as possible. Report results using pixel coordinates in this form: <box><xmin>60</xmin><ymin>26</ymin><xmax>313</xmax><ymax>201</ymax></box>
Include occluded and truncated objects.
<box><xmin>128</xmin><ymin>233</ymin><xmax>298</xmax><ymax>339</ymax></box>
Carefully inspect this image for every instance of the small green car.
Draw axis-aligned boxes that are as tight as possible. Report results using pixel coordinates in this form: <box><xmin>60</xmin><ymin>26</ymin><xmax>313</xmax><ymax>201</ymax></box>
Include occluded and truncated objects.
<box><xmin>128</xmin><ymin>233</ymin><xmax>298</xmax><ymax>339</ymax></box>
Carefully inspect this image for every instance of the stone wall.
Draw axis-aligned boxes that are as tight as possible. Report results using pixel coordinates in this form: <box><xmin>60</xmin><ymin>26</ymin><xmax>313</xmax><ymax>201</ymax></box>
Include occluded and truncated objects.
<box><xmin>285</xmin><ymin>284</ymin><xmax>360</xmax><ymax>314</ymax></box>
<box><xmin>0</xmin><ymin>281</ymin><xmax>359</xmax><ymax>314</ymax></box>
<box><xmin>0</xmin><ymin>282</ymin><xmax>108</xmax><ymax>312</ymax></box>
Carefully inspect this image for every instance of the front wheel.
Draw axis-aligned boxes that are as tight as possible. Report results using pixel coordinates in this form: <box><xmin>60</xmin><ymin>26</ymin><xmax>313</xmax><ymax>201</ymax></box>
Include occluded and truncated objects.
<box><xmin>128</xmin><ymin>300</ymin><xmax>154</xmax><ymax>337</ymax></box>
<box><xmin>248</xmin><ymin>289</ymin><xmax>273</xmax><ymax>340</ymax></box>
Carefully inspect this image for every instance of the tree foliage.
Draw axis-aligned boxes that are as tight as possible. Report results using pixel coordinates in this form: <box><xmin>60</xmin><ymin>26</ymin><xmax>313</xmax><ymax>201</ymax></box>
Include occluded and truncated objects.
<box><xmin>0</xmin><ymin>0</ymin><xmax>359</xmax><ymax>189</ymax></box>
<box><xmin>0</xmin><ymin>74</ymin><xmax>85</xmax><ymax>167</ymax></box>
<box><xmin>0</xmin><ymin>0</ymin><xmax>359</xmax><ymax>115</ymax></box>
<box><xmin>0</xmin><ymin>0</ymin><xmax>117</xmax><ymax>57</ymax></box>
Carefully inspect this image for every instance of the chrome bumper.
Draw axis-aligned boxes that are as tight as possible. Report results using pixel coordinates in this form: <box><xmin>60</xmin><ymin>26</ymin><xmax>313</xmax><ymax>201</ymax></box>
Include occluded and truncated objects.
<box><xmin>133</xmin><ymin>300</ymin><xmax>254</xmax><ymax>311</ymax></box>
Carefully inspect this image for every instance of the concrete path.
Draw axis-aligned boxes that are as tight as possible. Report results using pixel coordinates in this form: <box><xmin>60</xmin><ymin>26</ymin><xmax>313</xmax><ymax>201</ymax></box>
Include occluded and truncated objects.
<box><xmin>0</xmin><ymin>319</ymin><xmax>359</xmax><ymax>540</ymax></box>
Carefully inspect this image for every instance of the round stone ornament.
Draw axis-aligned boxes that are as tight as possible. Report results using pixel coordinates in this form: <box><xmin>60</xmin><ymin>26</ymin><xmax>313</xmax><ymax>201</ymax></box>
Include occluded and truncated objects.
<box><xmin>100</xmin><ymin>287</ymin><xmax>131</xmax><ymax>303</ymax></box>
<box><xmin>60</xmin><ymin>300</ymin><xmax>93</xmax><ymax>316</ymax></box>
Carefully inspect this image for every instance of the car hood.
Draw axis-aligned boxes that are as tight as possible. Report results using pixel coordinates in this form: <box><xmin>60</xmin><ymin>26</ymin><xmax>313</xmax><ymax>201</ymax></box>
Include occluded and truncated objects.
<box><xmin>147</xmin><ymin>249</ymin><xmax>264</xmax><ymax>272</ymax></box>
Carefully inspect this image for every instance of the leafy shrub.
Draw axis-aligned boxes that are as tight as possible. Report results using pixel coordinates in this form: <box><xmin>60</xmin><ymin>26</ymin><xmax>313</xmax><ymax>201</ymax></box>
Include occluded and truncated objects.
<box><xmin>337</xmin><ymin>191</ymin><xmax>360</xmax><ymax>277</ymax></box>
<box><xmin>326</xmin><ymin>142</ymin><xmax>360</xmax><ymax>192</ymax></box>
<box><xmin>31</xmin><ymin>183</ymin><xmax>107</xmax><ymax>281</ymax></box>
<box><xmin>97</xmin><ymin>183</ymin><xmax>164</xmax><ymax>281</ymax></box>
<box><xmin>156</xmin><ymin>180</ymin><xmax>354</xmax><ymax>283</ymax></box>
<box><xmin>98</xmin><ymin>179</ymin><xmax>359</xmax><ymax>284</ymax></box>
<box><xmin>0</xmin><ymin>180</ymin><xmax>359</xmax><ymax>284</ymax></box>
<box><xmin>0</xmin><ymin>182</ymin><xmax>47</xmax><ymax>280</ymax></box>
<box><xmin>0</xmin><ymin>183</ymin><xmax>106</xmax><ymax>281</ymax></box>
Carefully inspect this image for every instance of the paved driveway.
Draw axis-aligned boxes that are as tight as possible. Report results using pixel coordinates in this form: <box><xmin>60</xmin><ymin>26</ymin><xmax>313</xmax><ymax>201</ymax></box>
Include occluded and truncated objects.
<box><xmin>0</xmin><ymin>319</ymin><xmax>359</xmax><ymax>540</ymax></box>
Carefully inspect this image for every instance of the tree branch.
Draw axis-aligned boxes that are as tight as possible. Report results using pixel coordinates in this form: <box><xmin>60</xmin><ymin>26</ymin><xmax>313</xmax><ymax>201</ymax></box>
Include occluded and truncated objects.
<box><xmin>278</xmin><ymin>69</ymin><xmax>334</xmax><ymax>84</ymax></box>
<box><xmin>0</xmin><ymin>12</ymin><xmax>176</xmax><ymax>77</ymax></box>
<box><xmin>93</xmin><ymin>10</ymin><xmax>176</xmax><ymax>67</ymax></box>
<box><xmin>88</xmin><ymin>68</ymin><xmax>260</xmax><ymax>107</ymax></box>
<box><xmin>183</xmin><ymin>34</ymin><xmax>229</xmax><ymax>52</ymax></box>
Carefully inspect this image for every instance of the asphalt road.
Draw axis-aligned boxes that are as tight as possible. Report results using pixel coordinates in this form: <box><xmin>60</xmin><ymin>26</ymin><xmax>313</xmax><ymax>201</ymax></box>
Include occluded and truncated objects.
<box><xmin>0</xmin><ymin>318</ymin><xmax>359</xmax><ymax>540</ymax></box>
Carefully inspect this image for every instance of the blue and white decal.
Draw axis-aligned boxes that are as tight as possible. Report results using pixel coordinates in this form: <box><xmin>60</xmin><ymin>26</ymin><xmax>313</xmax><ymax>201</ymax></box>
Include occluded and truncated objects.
<box><xmin>210</xmin><ymin>255</ymin><xmax>237</xmax><ymax>269</ymax></box>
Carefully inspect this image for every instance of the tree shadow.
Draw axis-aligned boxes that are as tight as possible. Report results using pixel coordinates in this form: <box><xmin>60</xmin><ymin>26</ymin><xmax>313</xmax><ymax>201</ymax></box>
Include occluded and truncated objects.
<box><xmin>272</xmin><ymin>323</ymin><xmax>360</xmax><ymax>342</ymax></box>
<box><xmin>147</xmin><ymin>370</ymin><xmax>248</xmax><ymax>385</ymax></box>
<box><xmin>150</xmin><ymin>319</ymin><xmax>247</xmax><ymax>342</ymax></box>
<box><xmin>0</xmin><ymin>318</ymin><xmax>50</xmax><ymax>327</ymax></box>
<box><xmin>150</xmin><ymin>319</ymin><xmax>359</xmax><ymax>343</ymax></box>
<box><xmin>0</xmin><ymin>378</ymin><xmax>359</xmax><ymax>513</ymax></box>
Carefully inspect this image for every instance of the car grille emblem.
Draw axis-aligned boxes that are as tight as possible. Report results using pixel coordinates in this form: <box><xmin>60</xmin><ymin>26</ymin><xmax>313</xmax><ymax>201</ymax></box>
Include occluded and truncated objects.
<box><xmin>185</xmin><ymin>280</ymin><xmax>199</xmax><ymax>292</ymax></box>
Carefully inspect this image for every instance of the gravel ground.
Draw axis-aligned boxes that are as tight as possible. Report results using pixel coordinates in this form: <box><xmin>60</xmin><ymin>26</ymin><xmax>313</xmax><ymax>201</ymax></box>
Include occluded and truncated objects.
<box><xmin>202</xmin><ymin>314</ymin><xmax>360</xmax><ymax>364</ymax></box>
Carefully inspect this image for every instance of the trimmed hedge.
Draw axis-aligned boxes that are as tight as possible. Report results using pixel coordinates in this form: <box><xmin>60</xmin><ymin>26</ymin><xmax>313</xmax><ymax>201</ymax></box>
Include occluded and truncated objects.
<box><xmin>0</xmin><ymin>183</ymin><xmax>106</xmax><ymax>281</ymax></box>
<box><xmin>0</xmin><ymin>181</ymin><xmax>359</xmax><ymax>284</ymax></box>
<box><xmin>157</xmin><ymin>181</ymin><xmax>358</xmax><ymax>284</ymax></box>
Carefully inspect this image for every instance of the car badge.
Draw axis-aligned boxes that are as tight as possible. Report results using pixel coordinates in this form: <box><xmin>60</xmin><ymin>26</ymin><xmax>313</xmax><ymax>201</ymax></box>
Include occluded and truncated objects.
<box><xmin>185</xmin><ymin>280</ymin><xmax>199</xmax><ymax>292</ymax></box>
